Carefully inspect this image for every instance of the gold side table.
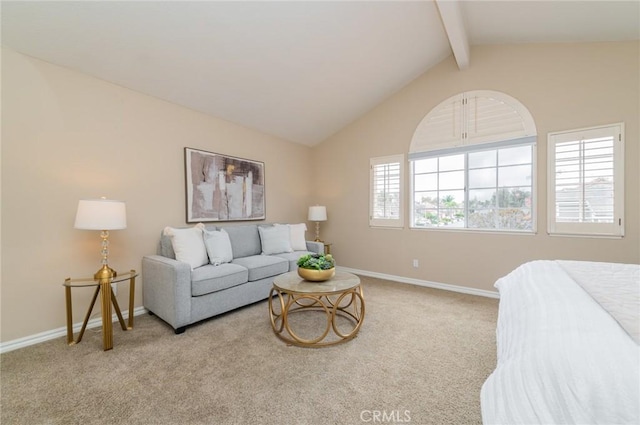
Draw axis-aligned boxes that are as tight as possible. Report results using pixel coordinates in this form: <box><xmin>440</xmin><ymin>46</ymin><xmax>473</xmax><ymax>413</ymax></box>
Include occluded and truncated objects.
<box><xmin>63</xmin><ymin>270</ymin><xmax>137</xmax><ymax>351</ymax></box>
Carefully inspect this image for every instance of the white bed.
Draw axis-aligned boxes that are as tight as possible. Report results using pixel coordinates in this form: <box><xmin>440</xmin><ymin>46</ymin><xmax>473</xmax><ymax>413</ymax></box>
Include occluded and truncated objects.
<box><xmin>481</xmin><ymin>260</ymin><xmax>640</xmax><ymax>425</ymax></box>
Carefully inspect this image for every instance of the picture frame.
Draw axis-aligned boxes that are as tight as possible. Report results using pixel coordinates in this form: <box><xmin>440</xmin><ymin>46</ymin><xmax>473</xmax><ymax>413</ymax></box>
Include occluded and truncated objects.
<box><xmin>184</xmin><ymin>147</ymin><xmax>265</xmax><ymax>223</ymax></box>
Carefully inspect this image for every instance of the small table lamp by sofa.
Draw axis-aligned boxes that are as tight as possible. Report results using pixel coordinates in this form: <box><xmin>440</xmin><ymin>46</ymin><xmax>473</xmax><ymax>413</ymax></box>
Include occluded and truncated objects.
<box><xmin>74</xmin><ymin>198</ymin><xmax>127</xmax><ymax>280</ymax></box>
<box><xmin>308</xmin><ymin>205</ymin><xmax>327</xmax><ymax>242</ymax></box>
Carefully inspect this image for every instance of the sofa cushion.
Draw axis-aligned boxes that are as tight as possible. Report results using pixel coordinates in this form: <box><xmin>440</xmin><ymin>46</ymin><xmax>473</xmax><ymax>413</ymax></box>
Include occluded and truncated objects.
<box><xmin>163</xmin><ymin>224</ymin><xmax>208</xmax><ymax>269</ymax></box>
<box><xmin>191</xmin><ymin>263</ymin><xmax>249</xmax><ymax>296</ymax></box>
<box><xmin>232</xmin><ymin>255</ymin><xmax>288</xmax><ymax>281</ymax></box>
<box><xmin>258</xmin><ymin>225</ymin><xmax>293</xmax><ymax>255</ymax></box>
<box><xmin>273</xmin><ymin>251</ymin><xmax>313</xmax><ymax>271</ymax></box>
<box><xmin>203</xmin><ymin>228</ymin><xmax>233</xmax><ymax>265</ymax></box>
<box><xmin>224</xmin><ymin>225</ymin><xmax>261</xmax><ymax>258</ymax></box>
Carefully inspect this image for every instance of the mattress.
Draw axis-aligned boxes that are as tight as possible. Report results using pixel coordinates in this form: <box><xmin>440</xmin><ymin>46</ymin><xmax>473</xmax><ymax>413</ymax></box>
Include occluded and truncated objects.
<box><xmin>481</xmin><ymin>260</ymin><xmax>640</xmax><ymax>425</ymax></box>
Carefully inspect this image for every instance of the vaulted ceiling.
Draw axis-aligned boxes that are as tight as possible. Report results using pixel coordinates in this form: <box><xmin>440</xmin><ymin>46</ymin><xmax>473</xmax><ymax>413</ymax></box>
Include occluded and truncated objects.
<box><xmin>2</xmin><ymin>1</ymin><xmax>639</xmax><ymax>146</ymax></box>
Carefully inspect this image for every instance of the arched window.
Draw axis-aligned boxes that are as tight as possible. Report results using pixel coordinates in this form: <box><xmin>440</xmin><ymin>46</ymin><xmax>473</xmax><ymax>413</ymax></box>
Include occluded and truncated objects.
<box><xmin>409</xmin><ymin>90</ymin><xmax>537</xmax><ymax>232</ymax></box>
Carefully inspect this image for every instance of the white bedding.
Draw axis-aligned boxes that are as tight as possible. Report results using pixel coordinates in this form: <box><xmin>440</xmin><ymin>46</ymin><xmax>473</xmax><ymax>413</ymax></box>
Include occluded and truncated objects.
<box><xmin>481</xmin><ymin>260</ymin><xmax>640</xmax><ymax>425</ymax></box>
<box><xmin>558</xmin><ymin>260</ymin><xmax>640</xmax><ymax>345</ymax></box>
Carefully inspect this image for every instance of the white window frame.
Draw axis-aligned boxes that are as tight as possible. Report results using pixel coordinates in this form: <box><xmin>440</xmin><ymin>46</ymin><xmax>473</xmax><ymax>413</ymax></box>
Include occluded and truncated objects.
<box><xmin>547</xmin><ymin>123</ymin><xmax>624</xmax><ymax>238</ymax></box>
<box><xmin>370</xmin><ymin>155</ymin><xmax>404</xmax><ymax>228</ymax></box>
<box><xmin>409</xmin><ymin>138</ymin><xmax>536</xmax><ymax>233</ymax></box>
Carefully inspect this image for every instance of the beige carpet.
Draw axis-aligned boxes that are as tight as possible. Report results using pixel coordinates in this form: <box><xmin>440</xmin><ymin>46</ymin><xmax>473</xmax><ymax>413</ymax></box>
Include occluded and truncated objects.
<box><xmin>1</xmin><ymin>276</ymin><xmax>498</xmax><ymax>425</ymax></box>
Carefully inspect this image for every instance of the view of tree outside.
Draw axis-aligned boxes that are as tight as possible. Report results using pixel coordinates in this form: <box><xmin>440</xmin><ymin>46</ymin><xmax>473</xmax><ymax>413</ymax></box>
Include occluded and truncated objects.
<box><xmin>412</xmin><ymin>145</ymin><xmax>534</xmax><ymax>231</ymax></box>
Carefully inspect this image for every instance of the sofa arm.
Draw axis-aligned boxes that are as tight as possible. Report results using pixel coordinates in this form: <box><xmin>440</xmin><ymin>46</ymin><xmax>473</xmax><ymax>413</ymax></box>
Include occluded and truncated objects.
<box><xmin>305</xmin><ymin>241</ymin><xmax>324</xmax><ymax>255</ymax></box>
<box><xmin>142</xmin><ymin>255</ymin><xmax>192</xmax><ymax>331</ymax></box>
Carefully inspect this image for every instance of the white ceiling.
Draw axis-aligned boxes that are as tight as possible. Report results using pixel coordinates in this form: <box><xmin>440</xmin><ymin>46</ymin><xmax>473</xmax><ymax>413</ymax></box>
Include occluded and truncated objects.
<box><xmin>2</xmin><ymin>1</ymin><xmax>639</xmax><ymax>146</ymax></box>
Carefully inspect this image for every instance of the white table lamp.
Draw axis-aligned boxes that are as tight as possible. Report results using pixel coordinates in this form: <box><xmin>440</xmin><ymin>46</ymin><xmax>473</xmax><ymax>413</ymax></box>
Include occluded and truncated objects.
<box><xmin>75</xmin><ymin>198</ymin><xmax>127</xmax><ymax>280</ymax></box>
<box><xmin>308</xmin><ymin>205</ymin><xmax>327</xmax><ymax>242</ymax></box>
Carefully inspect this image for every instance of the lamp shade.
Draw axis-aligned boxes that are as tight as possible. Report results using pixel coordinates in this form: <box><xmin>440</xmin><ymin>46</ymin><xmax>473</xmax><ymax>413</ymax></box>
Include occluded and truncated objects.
<box><xmin>308</xmin><ymin>206</ymin><xmax>327</xmax><ymax>222</ymax></box>
<box><xmin>74</xmin><ymin>199</ymin><xmax>127</xmax><ymax>230</ymax></box>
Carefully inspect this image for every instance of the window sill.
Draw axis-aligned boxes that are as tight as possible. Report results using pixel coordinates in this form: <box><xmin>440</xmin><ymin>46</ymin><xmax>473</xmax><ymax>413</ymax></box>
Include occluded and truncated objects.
<box><xmin>547</xmin><ymin>232</ymin><xmax>623</xmax><ymax>240</ymax></box>
<box><xmin>409</xmin><ymin>226</ymin><xmax>536</xmax><ymax>236</ymax></box>
<box><xmin>370</xmin><ymin>225</ymin><xmax>404</xmax><ymax>230</ymax></box>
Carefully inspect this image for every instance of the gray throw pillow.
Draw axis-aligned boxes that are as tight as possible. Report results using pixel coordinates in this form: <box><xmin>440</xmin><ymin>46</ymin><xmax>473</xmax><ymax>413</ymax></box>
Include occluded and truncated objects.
<box><xmin>258</xmin><ymin>225</ymin><xmax>293</xmax><ymax>255</ymax></box>
<box><xmin>203</xmin><ymin>228</ymin><xmax>233</xmax><ymax>265</ymax></box>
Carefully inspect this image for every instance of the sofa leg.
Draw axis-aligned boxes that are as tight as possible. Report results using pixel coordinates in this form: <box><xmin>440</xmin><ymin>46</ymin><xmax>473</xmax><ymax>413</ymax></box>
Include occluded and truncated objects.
<box><xmin>175</xmin><ymin>326</ymin><xmax>186</xmax><ymax>335</ymax></box>
<box><xmin>148</xmin><ymin>310</ymin><xmax>155</xmax><ymax>316</ymax></box>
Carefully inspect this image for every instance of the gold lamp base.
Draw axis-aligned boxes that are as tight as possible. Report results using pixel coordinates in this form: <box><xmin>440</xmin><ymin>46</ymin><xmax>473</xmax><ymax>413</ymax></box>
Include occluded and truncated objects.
<box><xmin>94</xmin><ymin>264</ymin><xmax>117</xmax><ymax>280</ymax></box>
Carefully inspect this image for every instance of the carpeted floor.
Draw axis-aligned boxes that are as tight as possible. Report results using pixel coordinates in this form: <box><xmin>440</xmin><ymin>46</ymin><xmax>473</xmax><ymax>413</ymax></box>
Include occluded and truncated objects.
<box><xmin>1</xmin><ymin>276</ymin><xmax>499</xmax><ymax>425</ymax></box>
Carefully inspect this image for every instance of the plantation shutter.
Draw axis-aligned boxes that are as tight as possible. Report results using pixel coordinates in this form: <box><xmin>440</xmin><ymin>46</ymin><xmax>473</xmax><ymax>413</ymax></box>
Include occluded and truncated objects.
<box><xmin>409</xmin><ymin>90</ymin><xmax>537</xmax><ymax>157</ymax></box>
<box><xmin>370</xmin><ymin>155</ymin><xmax>404</xmax><ymax>228</ymax></box>
<box><xmin>548</xmin><ymin>123</ymin><xmax>624</xmax><ymax>237</ymax></box>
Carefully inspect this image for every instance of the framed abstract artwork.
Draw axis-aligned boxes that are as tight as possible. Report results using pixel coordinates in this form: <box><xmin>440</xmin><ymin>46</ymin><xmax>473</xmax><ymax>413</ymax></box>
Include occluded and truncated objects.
<box><xmin>184</xmin><ymin>147</ymin><xmax>265</xmax><ymax>223</ymax></box>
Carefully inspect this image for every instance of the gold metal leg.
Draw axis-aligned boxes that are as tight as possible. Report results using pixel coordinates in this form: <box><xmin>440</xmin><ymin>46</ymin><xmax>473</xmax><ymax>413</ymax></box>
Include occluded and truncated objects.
<box><xmin>111</xmin><ymin>291</ymin><xmax>127</xmax><ymax>331</ymax></box>
<box><xmin>127</xmin><ymin>271</ymin><xmax>136</xmax><ymax>330</ymax></box>
<box><xmin>65</xmin><ymin>281</ymin><xmax>74</xmax><ymax>345</ymax></box>
<box><xmin>100</xmin><ymin>279</ymin><xmax>113</xmax><ymax>351</ymax></box>
<box><xmin>76</xmin><ymin>285</ymin><xmax>101</xmax><ymax>344</ymax></box>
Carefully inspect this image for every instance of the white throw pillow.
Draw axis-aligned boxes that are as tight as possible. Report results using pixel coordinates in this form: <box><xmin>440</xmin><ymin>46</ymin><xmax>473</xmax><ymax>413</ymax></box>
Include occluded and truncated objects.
<box><xmin>163</xmin><ymin>224</ymin><xmax>208</xmax><ymax>270</ymax></box>
<box><xmin>258</xmin><ymin>225</ymin><xmax>293</xmax><ymax>255</ymax></box>
<box><xmin>277</xmin><ymin>223</ymin><xmax>307</xmax><ymax>251</ymax></box>
<box><xmin>203</xmin><ymin>228</ymin><xmax>233</xmax><ymax>266</ymax></box>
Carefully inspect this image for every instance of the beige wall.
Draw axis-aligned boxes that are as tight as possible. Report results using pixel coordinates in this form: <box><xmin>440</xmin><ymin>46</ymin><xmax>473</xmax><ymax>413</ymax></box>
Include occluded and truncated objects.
<box><xmin>1</xmin><ymin>49</ymin><xmax>313</xmax><ymax>342</ymax></box>
<box><xmin>2</xmin><ymin>41</ymin><xmax>639</xmax><ymax>344</ymax></box>
<box><xmin>315</xmin><ymin>42</ymin><xmax>640</xmax><ymax>291</ymax></box>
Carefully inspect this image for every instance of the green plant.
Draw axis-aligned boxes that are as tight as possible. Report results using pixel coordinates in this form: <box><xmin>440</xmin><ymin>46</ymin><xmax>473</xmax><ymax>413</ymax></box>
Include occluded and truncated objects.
<box><xmin>297</xmin><ymin>253</ymin><xmax>335</xmax><ymax>270</ymax></box>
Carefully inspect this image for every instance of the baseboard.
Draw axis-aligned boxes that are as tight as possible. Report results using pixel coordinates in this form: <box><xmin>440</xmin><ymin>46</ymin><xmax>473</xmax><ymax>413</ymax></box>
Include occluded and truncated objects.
<box><xmin>0</xmin><ymin>306</ymin><xmax>148</xmax><ymax>354</ymax></box>
<box><xmin>337</xmin><ymin>266</ymin><xmax>500</xmax><ymax>299</ymax></box>
<box><xmin>1</xmin><ymin>270</ymin><xmax>498</xmax><ymax>353</ymax></box>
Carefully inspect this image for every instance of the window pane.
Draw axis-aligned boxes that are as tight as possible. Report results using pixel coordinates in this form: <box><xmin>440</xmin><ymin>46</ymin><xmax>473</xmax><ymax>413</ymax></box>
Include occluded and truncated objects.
<box><xmin>469</xmin><ymin>189</ymin><xmax>496</xmax><ymax>210</ymax></box>
<box><xmin>413</xmin><ymin>209</ymin><xmax>439</xmax><ymax>227</ymax></box>
<box><xmin>439</xmin><ymin>154</ymin><xmax>464</xmax><ymax>171</ymax></box>
<box><xmin>438</xmin><ymin>190</ymin><xmax>465</xmax><ymax>208</ymax></box>
<box><xmin>496</xmin><ymin>187</ymin><xmax>531</xmax><ymax>208</ymax></box>
<box><xmin>469</xmin><ymin>150</ymin><xmax>496</xmax><ymax>169</ymax></box>
<box><xmin>438</xmin><ymin>209</ymin><xmax>465</xmax><ymax>227</ymax></box>
<box><xmin>414</xmin><ymin>173</ymin><xmax>437</xmax><ymax>191</ymax></box>
<box><xmin>497</xmin><ymin>208</ymin><xmax>533</xmax><ymax>230</ymax></box>
<box><xmin>498</xmin><ymin>164</ymin><xmax>532</xmax><ymax>187</ymax></box>
<box><xmin>439</xmin><ymin>170</ymin><xmax>464</xmax><ymax>190</ymax></box>
<box><xmin>468</xmin><ymin>209</ymin><xmax>497</xmax><ymax>229</ymax></box>
<box><xmin>414</xmin><ymin>191</ymin><xmax>438</xmax><ymax>207</ymax></box>
<box><xmin>469</xmin><ymin>168</ymin><xmax>496</xmax><ymax>189</ymax></box>
<box><xmin>499</xmin><ymin>145</ymin><xmax>531</xmax><ymax>166</ymax></box>
<box><xmin>468</xmin><ymin>208</ymin><xmax>533</xmax><ymax>230</ymax></box>
<box><xmin>414</xmin><ymin>158</ymin><xmax>437</xmax><ymax>173</ymax></box>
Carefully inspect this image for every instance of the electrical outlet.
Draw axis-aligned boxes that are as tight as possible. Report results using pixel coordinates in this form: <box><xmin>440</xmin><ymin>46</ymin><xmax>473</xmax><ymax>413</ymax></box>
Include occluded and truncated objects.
<box><xmin>412</xmin><ymin>259</ymin><xmax>419</xmax><ymax>268</ymax></box>
<box><xmin>111</xmin><ymin>282</ymin><xmax>117</xmax><ymax>296</ymax></box>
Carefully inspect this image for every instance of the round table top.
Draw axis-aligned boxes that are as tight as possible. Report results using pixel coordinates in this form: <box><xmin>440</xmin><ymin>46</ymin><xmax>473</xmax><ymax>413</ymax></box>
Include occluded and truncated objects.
<box><xmin>273</xmin><ymin>270</ymin><xmax>360</xmax><ymax>295</ymax></box>
<box><xmin>63</xmin><ymin>270</ymin><xmax>138</xmax><ymax>287</ymax></box>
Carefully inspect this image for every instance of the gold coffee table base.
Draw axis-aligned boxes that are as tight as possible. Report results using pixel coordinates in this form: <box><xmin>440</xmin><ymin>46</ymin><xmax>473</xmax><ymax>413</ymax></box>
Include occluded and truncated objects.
<box><xmin>269</xmin><ymin>271</ymin><xmax>365</xmax><ymax>347</ymax></box>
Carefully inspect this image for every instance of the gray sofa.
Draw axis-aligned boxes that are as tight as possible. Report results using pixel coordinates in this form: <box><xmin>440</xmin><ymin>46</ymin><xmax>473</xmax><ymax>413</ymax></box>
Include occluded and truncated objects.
<box><xmin>142</xmin><ymin>223</ymin><xmax>323</xmax><ymax>334</ymax></box>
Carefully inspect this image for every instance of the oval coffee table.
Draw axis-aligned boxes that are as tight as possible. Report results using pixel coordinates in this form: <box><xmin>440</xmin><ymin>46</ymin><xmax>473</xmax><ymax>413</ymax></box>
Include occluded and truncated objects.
<box><xmin>269</xmin><ymin>270</ymin><xmax>365</xmax><ymax>347</ymax></box>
